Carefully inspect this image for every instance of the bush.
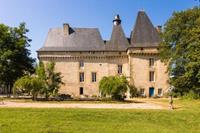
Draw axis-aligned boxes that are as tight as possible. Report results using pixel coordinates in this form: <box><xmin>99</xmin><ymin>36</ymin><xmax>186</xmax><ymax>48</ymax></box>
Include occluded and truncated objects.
<box><xmin>182</xmin><ymin>91</ymin><xmax>200</xmax><ymax>100</ymax></box>
<box><xmin>55</xmin><ymin>94</ymin><xmax>72</xmax><ymax>101</ymax></box>
<box><xmin>100</xmin><ymin>97</ymin><xmax>112</xmax><ymax>101</ymax></box>
<box><xmin>129</xmin><ymin>85</ymin><xmax>139</xmax><ymax>98</ymax></box>
<box><xmin>91</xmin><ymin>95</ymin><xmax>98</xmax><ymax>98</ymax></box>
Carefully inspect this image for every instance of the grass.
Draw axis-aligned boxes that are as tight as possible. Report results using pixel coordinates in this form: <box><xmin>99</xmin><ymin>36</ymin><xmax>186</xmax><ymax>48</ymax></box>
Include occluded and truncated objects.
<box><xmin>0</xmin><ymin>99</ymin><xmax>199</xmax><ymax>133</ymax></box>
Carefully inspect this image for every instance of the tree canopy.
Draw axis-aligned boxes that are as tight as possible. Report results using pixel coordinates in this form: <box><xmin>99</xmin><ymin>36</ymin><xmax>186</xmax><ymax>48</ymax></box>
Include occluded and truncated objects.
<box><xmin>0</xmin><ymin>23</ymin><xmax>35</xmax><ymax>93</ymax></box>
<box><xmin>159</xmin><ymin>7</ymin><xmax>200</xmax><ymax>95</ymax></box>
<box><xmin>36</xmin><ymin>62</ymin><xmax>64</xmax><ymax>99</ymax></box>
<box><xmin>13</xmin><ymin>62</ymin><xmax>64</xmax><ymax>100</ymax></box>
<box><xmin>13</xmin><ymin>76</ymin><xmax>45</xmax><ymax>100</ymax></box>
<box><xmin>99</xmin><ymin>76</ymin><xmax>129</xmax><ymax>100</ymax></box>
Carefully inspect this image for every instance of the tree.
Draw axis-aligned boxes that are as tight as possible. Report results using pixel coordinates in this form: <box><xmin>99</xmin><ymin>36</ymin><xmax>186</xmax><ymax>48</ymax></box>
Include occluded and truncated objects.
<box><xmin>36</xmin><ymin>62</ymin><xmax>64</xmax><ymax>99</ymax></box>
<box><xmin>99</xmin><ymin>76</ymin><xmax>128</xmax><ymax>100</ymax></box>
<box><xmin>0</xmin><ymin>23</ymin><xmax>35</xmax><ymax>94</ymax></box>
<box><xmin>13</xmin><ymin>62</ymin><xmax>64</xmax><ymax>100</ymax></box>
<box><xmin>159</xmin><ymin>7</ymin><xmax>200</xmax><ymax>96</ymax></box>
<box><xmin>13</xmin><ymin>76</ymin><xmax>45</xmax><ymax>100</ymax></box>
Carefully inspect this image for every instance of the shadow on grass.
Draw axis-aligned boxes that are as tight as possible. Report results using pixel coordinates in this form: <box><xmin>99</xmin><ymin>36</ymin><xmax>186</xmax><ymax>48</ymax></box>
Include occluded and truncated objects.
<box><xmin>5</xmin><ymin>97</ymin><xmax>146</xmax><ymax>104</ymax></box>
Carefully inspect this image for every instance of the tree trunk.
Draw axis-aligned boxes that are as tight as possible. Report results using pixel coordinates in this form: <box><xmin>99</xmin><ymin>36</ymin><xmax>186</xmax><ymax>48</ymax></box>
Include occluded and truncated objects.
<box><xmin>32</xmin><ymin>93</ymin><xmax>37</xmax><ymax>101</ymax></box>
<box><xmin>45</xmin><ymin>91</ymin><xmax>49</xmax><ymax>101</ymax></box>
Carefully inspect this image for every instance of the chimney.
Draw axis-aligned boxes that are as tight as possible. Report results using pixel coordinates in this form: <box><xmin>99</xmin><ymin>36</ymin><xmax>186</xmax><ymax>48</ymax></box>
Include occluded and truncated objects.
<box><xmin>156</xmin><ymin>25</ymin><xmax>162</xmax><ymax>33</ymax></box>
<box><xmin>63</xmin><ymin>23</ymin><xmax>70</xmax><ymax>36</ymax></box>
<box><xmin>113</xmin><ymin>14</ymin><xmax>121</xmax><ymax>26</ymax></box>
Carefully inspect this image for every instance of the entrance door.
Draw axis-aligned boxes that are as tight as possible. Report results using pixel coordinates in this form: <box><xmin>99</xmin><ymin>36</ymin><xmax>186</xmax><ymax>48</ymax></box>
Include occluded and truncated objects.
<box><xmin>149</xmin><ymin>87</ymin><xmax>154</xmax><ymax>97</ymax></box>
<box><xmin>80</xmin><ymin>87</ymin><xmax>83</xmax><ymax>95</ymax></box>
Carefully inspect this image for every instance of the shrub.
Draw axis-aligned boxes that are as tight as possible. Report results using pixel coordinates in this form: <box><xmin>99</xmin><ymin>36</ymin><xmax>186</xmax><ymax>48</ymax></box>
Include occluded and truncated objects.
<box><xmin>91</xmin><ymin>95</ymin><xmax>98</xmax><ymax>98</ymax></box>
<box><xmin>129</xmin><ymin>85</ymin><xmax>139</xmax><ymax>98</ymax></box>
<box><xmin>182</xmin><ymin>90</ymin><xmax>200</xmax><ymax>100</ymax></box>
<box><xmin>55</xmin><ymin>94</ymin><xmax>72</xmax><ymax>101</ymax></box>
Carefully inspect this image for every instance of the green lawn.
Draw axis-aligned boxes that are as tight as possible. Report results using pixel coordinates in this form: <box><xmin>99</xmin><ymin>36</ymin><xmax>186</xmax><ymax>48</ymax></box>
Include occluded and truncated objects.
<box><xmin>0</xmin><ymin>99</ymin><xmax>199</xmax><ymax>133</ymax></box>
<box><xmin>4</xmin><ymin>98</ymin><xmax>139</xmax><ymax>104</ymax></box>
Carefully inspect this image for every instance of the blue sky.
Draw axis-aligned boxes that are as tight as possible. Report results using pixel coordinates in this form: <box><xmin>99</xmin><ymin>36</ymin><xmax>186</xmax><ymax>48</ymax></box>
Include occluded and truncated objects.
<box><xmin>0</xmin><ymin>0</ymin><xmax>198</xmax><ymax>59</ymax></box>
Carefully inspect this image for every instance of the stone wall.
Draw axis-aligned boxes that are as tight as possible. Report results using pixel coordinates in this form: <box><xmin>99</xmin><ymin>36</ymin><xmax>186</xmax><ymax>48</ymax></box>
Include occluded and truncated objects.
<box><xmin>39</xmin><ymin>49</ymin><xmax>169</xmax><ymax>97</ymax></box>
<box><xmin>41</xmin><ymin>52</ymin><xmax>129</xmax><ymax>97</ymax></box>
<box><xmin>128</xmin><ymin>48</ymin><xmax>169</xmax><ymax>97</ymax></box>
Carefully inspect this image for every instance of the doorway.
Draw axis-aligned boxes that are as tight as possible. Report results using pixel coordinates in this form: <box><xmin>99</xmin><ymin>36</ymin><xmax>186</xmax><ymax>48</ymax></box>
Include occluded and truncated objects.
<box><xmin>149</xmin><ymin>87</ymin><xmax>154</xmax><ymax>97</ymax></box>
<box><xmin>80</xmin><ymin>87</ymin><xmax>84</xmax><ymax>95</ymax></box>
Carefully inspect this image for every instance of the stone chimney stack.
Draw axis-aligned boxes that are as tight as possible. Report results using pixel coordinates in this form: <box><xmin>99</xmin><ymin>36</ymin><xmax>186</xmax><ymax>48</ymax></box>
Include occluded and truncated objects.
<box><xmin>63</xmin><ymin>23</ymin><xmax>70</xmax><ymax>36</ymax></box>
<box><xmin>156</xmin><ymin>25</ymin><xmax>162</xmax><ymax>33</ymax></box>
<box><xmin>113</xmin><ymin>14</ymin><xmax>121</xmax><ymax>26</ymax></box>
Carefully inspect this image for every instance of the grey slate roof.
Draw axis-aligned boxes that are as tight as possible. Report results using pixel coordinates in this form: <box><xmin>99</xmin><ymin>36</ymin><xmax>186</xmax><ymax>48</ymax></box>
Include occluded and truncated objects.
<box><xmin>130</xmin><ymin>11</ymin><xmax>160</xmax><ymax>47</ymax></box>
<box><xmin>39</xmin><ymin>27</ymin><xmax>105</xmax><ymax>51</ymax></box>
<box><xmin>105</xmin><ymin>24</ymin><xmax>130</xmax><ymax>51</ymax></box>
<box><xmin>38</xmin><ymin>11</ymin><xmax>160</xmax><ymax>52</ymax></box>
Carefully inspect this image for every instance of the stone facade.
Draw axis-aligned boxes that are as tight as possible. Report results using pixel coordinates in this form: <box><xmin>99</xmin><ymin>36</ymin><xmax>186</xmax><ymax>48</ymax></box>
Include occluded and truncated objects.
<box><xmin>38</xmin><ymin>11</ymin><xmax>169</xmax><ymax>97</ymax></box>
<box><xmin>39</xmin><ymin>49</ymin><xmax>168</xmax><ymax>97</ymax></box>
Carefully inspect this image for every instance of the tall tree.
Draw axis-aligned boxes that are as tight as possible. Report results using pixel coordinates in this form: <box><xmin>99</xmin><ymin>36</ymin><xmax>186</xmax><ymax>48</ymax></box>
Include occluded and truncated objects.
<box><xmin>159</xmin><ymin>7</ymin><xmax>200</xmax><ymax>95</ymax></box>
<box><xmin>36</xmin><ymin>62</ymin><xmax>64</xmax><ymax>99</ymax></box>
<box><xmin>0</xmin><ymin>23</ymin><xmax>35</xmax><ymax>93</ymax></box>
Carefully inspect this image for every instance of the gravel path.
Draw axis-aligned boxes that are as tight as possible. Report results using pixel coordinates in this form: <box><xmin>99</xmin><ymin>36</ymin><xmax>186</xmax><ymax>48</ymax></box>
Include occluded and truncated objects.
<box><xmin>0</xmin><ymin>101</ymin><xmax>165</xmax><ymax>109</ymax></box>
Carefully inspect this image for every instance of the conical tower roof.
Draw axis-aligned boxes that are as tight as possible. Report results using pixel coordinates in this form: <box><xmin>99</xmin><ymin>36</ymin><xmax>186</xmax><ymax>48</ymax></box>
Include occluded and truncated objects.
<box><xmin>106</xmin><ymin>15</ymin><xmax>130</xmax><ymax>51</ymax></box>
<box><xmin>131</xmin><ymin>11</ymin><xmax>160</xmax><ymax>47</ymax></box>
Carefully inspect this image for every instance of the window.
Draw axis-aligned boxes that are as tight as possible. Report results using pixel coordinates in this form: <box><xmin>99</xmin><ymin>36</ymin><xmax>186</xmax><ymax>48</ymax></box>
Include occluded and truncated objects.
<box><xmin>92</xmin><ymin>72</ymin><xmax>97</xmax><ymax>82</ymax></box>
<box><xmin>80</xmin><ymin>87</ymin><xmax>83</xmax><ymax>95</ymax></box>
<box><xmin>79</xmin><ymin>72</ymin><xmax>84</xmax><ymax>82</ymax></box>
<box><xmin>149</xmin><ymin>71</ymin><xmax>155</xmax><ymax>82</ymax></box>
<box><xmin>149</xmin><ymin>58</ymin><xmax>154</xmax><ymax>67</ymax></box>
<box><xmin>118</xmin><ymin>65</ymin><xmax>122</xmax><ymax>74</ymax></box>
<box><xmin>158</xmin><ymin>88</ymin><xmax>163</xmax><ymax>96</ymax></box>
<box><xmin>79</xmin><ymin>61</ymin><xmax>84</xmax><ymax>68</ymax></box>
<box><xmin>140</xmin><ymin>89</ymin><xmax>145</xmax><ymax>95</ymax></box>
